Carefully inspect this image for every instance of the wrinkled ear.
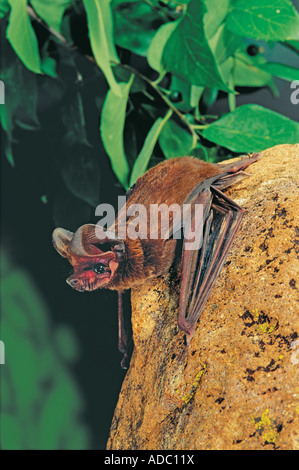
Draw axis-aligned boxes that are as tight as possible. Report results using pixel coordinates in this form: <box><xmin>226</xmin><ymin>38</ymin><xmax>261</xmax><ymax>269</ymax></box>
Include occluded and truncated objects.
<box><xmin>52</xmin><ymin>228</ymin><xmax>73</xmax><ymax>258</ymax></box>
<box><xmin>69</xmin><ymin>224</ymin><xmax>125</xmax><ymax>258</ymax></box>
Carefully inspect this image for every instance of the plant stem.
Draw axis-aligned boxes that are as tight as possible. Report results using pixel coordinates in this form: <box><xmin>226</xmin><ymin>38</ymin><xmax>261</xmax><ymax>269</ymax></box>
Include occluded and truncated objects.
<box><xmin>110</xmin><ymin>62</ymin><xmax>199</xmax><ymax>143</ymax></box>
<box><xmin>27</xmin><ymin>6</ymin><xmax>74</xmax><ymax>50</ymax></box>
<box><xmin>192</xmin><ymin>124</ymin><xmax>209</xmax><ymax>130</ymax></box>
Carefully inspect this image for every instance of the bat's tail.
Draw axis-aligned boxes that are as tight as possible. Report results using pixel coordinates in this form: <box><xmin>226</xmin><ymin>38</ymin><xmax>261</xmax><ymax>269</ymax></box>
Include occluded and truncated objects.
<box><xmin>214</xmin><ymin>152</ymin><xmax>262</xmax><ymax>190</ymax></box>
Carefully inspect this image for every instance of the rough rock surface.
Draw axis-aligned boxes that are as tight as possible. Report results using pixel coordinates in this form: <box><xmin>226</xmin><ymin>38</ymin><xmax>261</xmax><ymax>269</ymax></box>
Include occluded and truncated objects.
<box><xmin>107</xmin><ymin>144</ymin><xmax>299</xmax><ymax>450</ymax></box>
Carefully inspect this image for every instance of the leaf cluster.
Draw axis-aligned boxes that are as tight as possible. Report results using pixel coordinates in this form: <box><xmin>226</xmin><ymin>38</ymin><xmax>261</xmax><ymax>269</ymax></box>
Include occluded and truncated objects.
<box><xmin>1</xmin><ymin>0</ymin><xmax>298</xmax><ymax>200</ymax></box>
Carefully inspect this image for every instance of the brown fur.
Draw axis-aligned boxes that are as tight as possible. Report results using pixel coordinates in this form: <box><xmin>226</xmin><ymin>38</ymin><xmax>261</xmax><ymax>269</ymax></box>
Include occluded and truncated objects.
<box><xmin>108</xmin><ymin>157</ymin><xmax>225</xmax><ymax>290</ymax></box>
<box><xmin>53</xmin><ymin>154</ymin><xmax>260</xmax><ymax>293</ymax></box>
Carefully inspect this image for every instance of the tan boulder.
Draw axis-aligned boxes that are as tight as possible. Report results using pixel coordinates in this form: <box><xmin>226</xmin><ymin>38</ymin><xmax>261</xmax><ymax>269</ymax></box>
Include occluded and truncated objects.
<box><xmin>107</xmin><ymin>144</ymin><xmax>299</xmax><ymax>450</ymax></box>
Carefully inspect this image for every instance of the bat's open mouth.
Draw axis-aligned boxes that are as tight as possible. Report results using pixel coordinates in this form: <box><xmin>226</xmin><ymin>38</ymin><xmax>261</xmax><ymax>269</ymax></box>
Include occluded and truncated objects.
<box><xmin>66</xmin><ymin>252</ymin><xmax>119</xmax><ymax>292</ymax></box>
<box><xmin>53</xmin><ymin>224</ymin><xmax>124</xmax><ymax>292</ymax></box>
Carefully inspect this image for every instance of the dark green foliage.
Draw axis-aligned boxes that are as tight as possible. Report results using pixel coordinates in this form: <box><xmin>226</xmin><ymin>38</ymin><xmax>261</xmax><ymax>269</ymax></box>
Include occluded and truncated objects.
<box><xmin>1</xmin><ymin>0</ymin><xmax>298</xmax><ymax>194</ymax></box>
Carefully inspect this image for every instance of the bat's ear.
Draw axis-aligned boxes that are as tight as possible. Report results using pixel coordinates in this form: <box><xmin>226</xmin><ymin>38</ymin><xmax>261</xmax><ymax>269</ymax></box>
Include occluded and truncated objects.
<box><xmin>52</xmin><ymin>228</ymin><xmax>73</xmax><ymax>258</ymax></box>
<box><xmin>69</xmin><ymin>224</ymin><xmax>125</xmax><ymax>258</ymax></box>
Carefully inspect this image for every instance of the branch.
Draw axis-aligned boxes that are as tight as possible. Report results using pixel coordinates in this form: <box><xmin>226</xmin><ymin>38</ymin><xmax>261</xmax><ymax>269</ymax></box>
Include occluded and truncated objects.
<box><xmin>27</xmin><ymin>6</ymin><xmax>74</xmax><ymax>51</ymax></box>
<box><xmin>109</xmin><ymin>61</ymin><xmax>199</xmax><ymax>144</ymax></box>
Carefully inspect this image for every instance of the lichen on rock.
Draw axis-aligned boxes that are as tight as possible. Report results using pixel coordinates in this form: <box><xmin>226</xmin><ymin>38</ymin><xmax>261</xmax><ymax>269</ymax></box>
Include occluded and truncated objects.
<box><xmin>107</xmin><ymin>144</ymin><xmax>299</xmax><ymax>451</ymax></box>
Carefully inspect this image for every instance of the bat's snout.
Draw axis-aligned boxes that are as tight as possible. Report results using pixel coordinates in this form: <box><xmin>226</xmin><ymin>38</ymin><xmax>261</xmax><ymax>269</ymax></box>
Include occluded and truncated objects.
<box><xmin>67</xmin><ymin>277</ymin><xmax>79</xmax><ymax>288</ymax></box>
<box><xmin>66</xmin><ymin>277</ymin><xmax>85</xmax><ymax>291</ymax></box>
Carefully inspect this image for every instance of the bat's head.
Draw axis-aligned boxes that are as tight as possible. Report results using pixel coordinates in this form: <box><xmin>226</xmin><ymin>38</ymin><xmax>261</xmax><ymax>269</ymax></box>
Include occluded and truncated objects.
<box><xmin>52</xmin><ymin>224</ymin><xmax>124</xmax><ymax>292</ymax></box>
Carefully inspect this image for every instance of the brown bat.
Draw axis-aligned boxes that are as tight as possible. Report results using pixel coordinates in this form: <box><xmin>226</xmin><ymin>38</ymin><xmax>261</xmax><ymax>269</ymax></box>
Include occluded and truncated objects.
<box><xmin>53</xmin><ymin>153</ymin><xmax>261</xmax><ymax>367</ymax></box>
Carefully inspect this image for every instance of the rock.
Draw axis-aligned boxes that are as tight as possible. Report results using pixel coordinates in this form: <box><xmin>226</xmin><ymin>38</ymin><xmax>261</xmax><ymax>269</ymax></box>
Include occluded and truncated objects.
<box><xmin>107</xmin><ymin>144</ymin><xmax>299</xmax><ymax>450</ymax></box>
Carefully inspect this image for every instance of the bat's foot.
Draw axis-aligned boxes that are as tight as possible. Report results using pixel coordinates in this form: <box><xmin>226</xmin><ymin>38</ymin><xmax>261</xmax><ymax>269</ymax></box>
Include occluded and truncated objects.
<box><xmin>225</xmin><ymin>152</ymin><xmax>262</xmax><ymax>173</ymax></box>
<box><xmin>120</xmin><ymin>352</ymin><xmax>129</xmax><ymax>369</ymax></box>
<box><xmin>249</xmin><ymin>151</ymin><xmax>262</xmax><ymax>162</ymax></box>
<box><xmin>178</xmin><ymin>319</ymin><xmax>195</xmax><ymax>346</ymax></box>
<box><xmin>185</xmin><ymin>331</ymin><xmax>194</xmax><ymax>347</ymax></box>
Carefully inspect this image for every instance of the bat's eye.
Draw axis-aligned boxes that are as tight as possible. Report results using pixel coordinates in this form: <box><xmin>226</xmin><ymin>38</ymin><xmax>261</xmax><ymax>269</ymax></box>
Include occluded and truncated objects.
<box><xmin>94</xmin><ymin>263</ymin><xmax>106</xmax><ymax>274</ymax></box>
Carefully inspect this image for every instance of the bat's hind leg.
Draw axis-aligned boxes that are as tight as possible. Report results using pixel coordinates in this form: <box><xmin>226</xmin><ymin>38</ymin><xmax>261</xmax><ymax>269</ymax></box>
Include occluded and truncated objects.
<box><xmin>178</xmin><ymin>187</ymin><xmax>245</xmax><ymax>345</ymax></box>
<box><xmin>118</xmin><ymin>291</ymin><xmax>129</xmax><ymax>368</ymax></box>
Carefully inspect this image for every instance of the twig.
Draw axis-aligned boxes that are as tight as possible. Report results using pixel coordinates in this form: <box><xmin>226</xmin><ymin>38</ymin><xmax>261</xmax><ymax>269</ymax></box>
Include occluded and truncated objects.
<box><xmin>27</xmin><ymin>6</ymin><xmax>73</xmax><ymax>49</ymax></box>
<box><xmin>27</xmin><ymin>5</ymin><xmax>97</xmax><ymax>65</ymax></box>
<box><xmin>109</xmin><ymin>61</ymin><xmax>199</xmax><ymax>143</ymax></box>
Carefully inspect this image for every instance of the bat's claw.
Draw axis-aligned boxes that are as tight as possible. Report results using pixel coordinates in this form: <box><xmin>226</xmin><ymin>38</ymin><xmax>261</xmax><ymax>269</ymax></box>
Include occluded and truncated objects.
<box><xmin>120</xmin><ymin>353</ymin><xmax>129</xmax><ymax>369</ymax></box>
<box><xmin>186</xmin><ymin>330</ymin><xmax>195</xmax><ymax>347</ymax></box>
<box><xmin>178</xmin><ymin>319</ymin><xmax>195</xmax><ymax>346</ymax></box>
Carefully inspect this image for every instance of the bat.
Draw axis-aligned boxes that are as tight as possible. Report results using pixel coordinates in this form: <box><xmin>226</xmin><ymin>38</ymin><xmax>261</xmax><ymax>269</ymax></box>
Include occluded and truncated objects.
<box><xmin>53</xmin><ymin>153</ymin><xmax>261</xmax><ymax>367</ymax></box>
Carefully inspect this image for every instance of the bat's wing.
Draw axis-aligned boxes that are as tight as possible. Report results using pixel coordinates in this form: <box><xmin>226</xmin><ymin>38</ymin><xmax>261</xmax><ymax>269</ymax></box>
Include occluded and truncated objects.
<box><xmin>178</xmin><ymin>188</ymin><xmax>244</xmax><ymax>344</ymax></box>
<box><xmin>177</xmin><ymin>186</ymin><xmax>244</xmax><ymax>344</ymax></box>
<box><xmin>167</xmin><ymin>154</ymin><xmax>262</xmax><ymax>344</ymax></box>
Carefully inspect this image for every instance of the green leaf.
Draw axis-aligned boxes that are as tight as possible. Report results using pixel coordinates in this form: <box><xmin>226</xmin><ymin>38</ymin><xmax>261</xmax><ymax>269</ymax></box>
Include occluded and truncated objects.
<box><xmin>162</xmin><ymin>0</ymin><xmax>230</xmax><ymax>91</ymax></box>
<box><xmin>62</xmin><ymin>149</ymin><xmax>100</xmax><ymax>208</ymax></box>
<box><xmin>208</xmin><ymin>23</ymin><xmax>242</xmax><ymax>65</ymax></box>
<box><xmin>231</xmin><ymin>52</ymin><xmax>273</xmax><ymax>87</ymax></box>
<box><xmin>190</xmin><ymin>85</ymin><xmax>204</xmax><ymax>109</ymax></box>
<box><xmin>61</xmin><ymin>87</ymin><xmax>90</xmax><ymax>147</ymax></box>
<box><xmin>82</xmin><ymin>0</ymin><xmax>123</xmax><ymax>97</ymax></box>
<box><xmin>0</xmin><ymin>48</ymin><xmax>39</xmax><ymax>165</ymax></box>
<box><xmin>130</xmin><ymin>109</ymin><xmax>172</xmax><ymax>186</ymax></box>
<box><xmin>202</xmin><ymin>104</ymin><xmax>299</xmax><ymax>152</ymax></box>
<box><xmin>258</xmin><ymin>62</ymin><xmax>299</xmax><ymax>81</ymax></box>
<box><xmin>6</xmin><ymin>0</ymin><xmax>42</xmax><ymax>73</ymax></box>
<box><xmin>204</xmin><ymin>0</ymin><xmax>230</xmax><ymax>39</ymax></box>
<box><xmin>159</xmin><ymin>119</ymin><xmax>193</xmax><ymax>159</ymax></box>
<box><xmin>201</xmin><ymin>87</ymin><xmax>219</xmax><ymax>109</ymax></box>
<box><xmin>112</xmin><ymin>0</ymin><xmax>167</xmax><ymax>56</ymax></box>
<box><xmin>100</xmin><ymin>76</ymin><xmax>134</xmax><ymax>189</ymax></box>
<box><xmin>30</xmin><ymin>0</ymin><xmax>71</xmax><ymax>32</ymax></box>
<box><xmin>0</xmin><ymin>0</ymin><xmax>10</xmax><ymax>18</ymax></box>
<box><xmin>38</xmin><ymin>377</ymin><xmax>82</xmax><ymax>450</ymax></box>
<box><xmin>54</xmin><ymin>325</ymin><xmax>80</xmax><ymax>363</ymax></box>
<box><xmin>147</xmin><ymin>21</ymin><xmax>178</xmax><ymax>73</ymax></box>
<box><xmin>190</xmin><ymin>145</ymin><xmax>209</xmax><ymax>161</ymax></box>
<box><xmin>1</xmin><ymin>414</ymin><xmax>23</xmax><ymax>450</ymax></box>
<box><xmin>282</xmin><ymin>40</ymin><xmax>299</xmax><ymax>53</ymax></box>
<box><xmin>2</xmin><ymin>134</ymin><xmax>14</xmax><ymax>166</ymax></box>
<box><xmin>204</xmin><ymin>146</ymin><xmax>234</xmax><ymax>163</ymax></box>
<box><xmin>169</xmin><ymin>75</ymin><xmax>193</xmax><ymax>113</ymax></box>
<box><xmin>113</xmin><ymin>65</ymin><xmax>146</xmax><ymax>94</ymax></box>
<box><xmin>38</xmin><ymin>38</ymin><xmax>58</xmax><ymax>78</ymax></box>
<box><xmin>40</xmin><ymin>54</ymin><xmax>57</xmax><ymax>78</ymax></box>
<box><xmin>227</xmin><ymin>0</ymin><xmax>299</xmax><ymax>41</ymax></box>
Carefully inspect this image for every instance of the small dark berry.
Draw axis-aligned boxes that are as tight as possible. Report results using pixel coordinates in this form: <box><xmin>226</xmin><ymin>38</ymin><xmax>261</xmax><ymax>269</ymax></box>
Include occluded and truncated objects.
<box><xmin>169</xmin><ymin>90</ymin><xmax>182</xmax><ymax>103</ymax></box>
<box><xmin>247</xmin><ymin>44</ymin><xmax>259</xmax><ymax>56</ymax></box>
<box><xmin>184</xmin><ymin>113</ymin><xmax>194</xmax><ymax>123</ymax></box>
